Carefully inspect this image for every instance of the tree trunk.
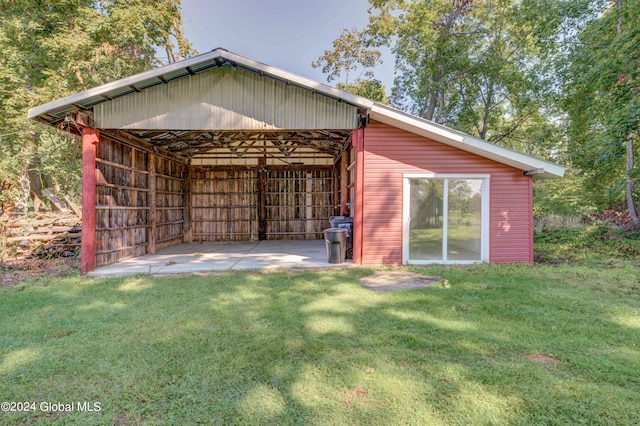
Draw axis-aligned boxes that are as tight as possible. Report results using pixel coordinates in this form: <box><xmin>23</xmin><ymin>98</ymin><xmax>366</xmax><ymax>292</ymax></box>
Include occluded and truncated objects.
<box><xmin>616</xmin><ymin>0</ymin><xmax>637</xmax><ymax>224</ymax></box>
<box><xmin>626</xmin><ymin>136</ymin><xmax>638</xmax><ymax>224</ymax></box>
<box><xmin>26</xmin><ymin>163</ymin><xmax>45</xmax><ymax>212</ymax></box>
<box><xmin>424</xmin><ymin>89</ymin><xmax>439</xmax><ymax>121</ymax></box>
<box><xmin>15</xmin><ymin>173</ymin><xmax>30</xmax><ymax>216</ymax></box>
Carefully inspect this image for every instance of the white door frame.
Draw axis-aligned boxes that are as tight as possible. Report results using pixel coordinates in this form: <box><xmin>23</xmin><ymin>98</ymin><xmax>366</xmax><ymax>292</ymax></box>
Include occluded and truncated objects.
<box><xmin>403</xmin><ymin>174</ymin><xmax>490</xmax><ymax>264</ymax></box>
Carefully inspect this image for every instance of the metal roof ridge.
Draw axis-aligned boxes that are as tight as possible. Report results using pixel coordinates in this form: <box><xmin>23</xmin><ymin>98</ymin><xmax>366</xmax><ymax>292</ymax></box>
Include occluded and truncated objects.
<box><xmin>28</xmin><ymin>48</ymin><xmax>374</xmax><ymax>120</ymax></box>
<box><xmin>26</xmin><ymin>48</ymin><xmax>566</xmax><ymax>178</ymax></box>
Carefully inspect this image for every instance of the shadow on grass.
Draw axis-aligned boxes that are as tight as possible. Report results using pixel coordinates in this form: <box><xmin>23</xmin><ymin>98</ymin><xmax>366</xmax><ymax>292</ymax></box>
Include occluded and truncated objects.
<box><xmin>1</xmin><ymin>264</ymin><xmax>639</xmax><ymax>424</ymax></box>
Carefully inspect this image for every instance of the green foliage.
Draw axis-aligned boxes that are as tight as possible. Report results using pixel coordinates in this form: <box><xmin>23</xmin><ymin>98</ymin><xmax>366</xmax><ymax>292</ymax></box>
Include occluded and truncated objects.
<box><xmin>336</xmin><ymin>79</ymin><xmax>389</xmax><ymax>104</ymax></box>
<box><xmin>312</xmin><ymin>27</ymin><xmax>382</xmax><ymax>84</ymax></box>
<box><xmin>534</xmin><ymin>224</ymin><xmax>640</xmax><ymax>265</ymax></box>
<box><xmin>316</xmin><ymin>0</ymin><xmax>566</xmax><ymax>167</ymax></box>
<box><xmin>313</xmin><ymin>27</ymin><xmax>389</xmax><ymax>104</ymax></box>
<box><xmin>561</xmin><ymin>0</ymin><xmax>640</xmax><ymax>210</ymax></box>
<box><xmin>0</xmin><ymin>0</ymin><xmax>194</xmax><ymax>213</ymax></box>
<box><xmin>533</xmin><ymin>171</ymin><xmax>594</xmax><ymax>217</ymax></box>
<box><xmin>1</xmin><ymin>266</ymin><xmax>639</xmax><ymax>424</ymax></box>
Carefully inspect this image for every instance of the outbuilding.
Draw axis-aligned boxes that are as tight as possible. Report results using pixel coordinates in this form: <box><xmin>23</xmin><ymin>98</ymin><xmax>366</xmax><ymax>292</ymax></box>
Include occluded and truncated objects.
<box><xmin>28</xmin><ymin>48</ymin><xmax>564</xmax><ymax>274</ymax></box>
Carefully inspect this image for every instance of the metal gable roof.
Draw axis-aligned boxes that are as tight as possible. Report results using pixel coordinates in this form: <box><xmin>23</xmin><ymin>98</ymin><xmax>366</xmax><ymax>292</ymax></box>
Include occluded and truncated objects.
<box><xmin>27</xmin><ymin>48</ymin><xmax>565</xmax><ymax>178</ymax></box>
<box><xmin>27</xmin><ymin>48</ymin><xmax>374</xmax><ymax>127</ymax></box>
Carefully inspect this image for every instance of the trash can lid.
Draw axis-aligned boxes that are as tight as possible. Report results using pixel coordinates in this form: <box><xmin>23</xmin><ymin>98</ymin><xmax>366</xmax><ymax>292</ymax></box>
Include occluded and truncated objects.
<box><xmin>324</xmin><ymin>228</ymin><xmax>347</xmax><ymax>233</ymax></box>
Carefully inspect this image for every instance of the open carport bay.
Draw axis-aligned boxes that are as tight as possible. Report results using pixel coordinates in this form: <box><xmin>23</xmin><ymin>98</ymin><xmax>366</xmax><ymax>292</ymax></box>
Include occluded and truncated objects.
<box><xmin>87</xmin><ymin>239</ymin><xmax>352</xmax><ymax>277</ymax></box>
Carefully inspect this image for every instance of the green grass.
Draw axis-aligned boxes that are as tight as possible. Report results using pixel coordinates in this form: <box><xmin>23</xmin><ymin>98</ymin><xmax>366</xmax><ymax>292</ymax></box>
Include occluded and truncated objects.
<box><xmin>1</xmin><ymin>260</ymin><xmax>639</xmax><ymax>425</ymax></box>
<box><xmin>409</xmin><ymin>227</ymin><xmax>481</xmax><ymax>260</ymax></box>
<box><xmin>535</xmin><ymin>224</ymin><xmax>640</xmax><ymax>266</ymax></box>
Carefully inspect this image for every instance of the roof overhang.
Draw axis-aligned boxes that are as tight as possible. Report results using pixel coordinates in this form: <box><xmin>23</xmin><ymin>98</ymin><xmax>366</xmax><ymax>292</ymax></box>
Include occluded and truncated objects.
<box><xmin>28</xmin><ymin>48</ymin><xmax>565</xmax><ymax>178</ymax></box>
<box><xmin>27</xmin><ymin>48</ymin><xmax>374</xmax><ymax>128</ymax></box>
<box><xmin>370</xmin><ymin>104</ymin><xmax>565</xmax><ymax>179</ymax></box>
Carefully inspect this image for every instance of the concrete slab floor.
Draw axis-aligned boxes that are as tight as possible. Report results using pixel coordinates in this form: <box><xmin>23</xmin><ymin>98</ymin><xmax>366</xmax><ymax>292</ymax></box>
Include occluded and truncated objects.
<box><xmin>87</xmin><ymin>240</ymin><xmax>353</xmax><ymax>277</ymax></box>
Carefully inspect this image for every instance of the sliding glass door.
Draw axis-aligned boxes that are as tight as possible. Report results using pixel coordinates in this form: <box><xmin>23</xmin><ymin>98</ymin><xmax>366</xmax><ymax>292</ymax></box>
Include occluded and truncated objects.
<box><xmin>404</xmin><ymin>175</ymin><xmax>488</xmax><ymax>264</ymax></box>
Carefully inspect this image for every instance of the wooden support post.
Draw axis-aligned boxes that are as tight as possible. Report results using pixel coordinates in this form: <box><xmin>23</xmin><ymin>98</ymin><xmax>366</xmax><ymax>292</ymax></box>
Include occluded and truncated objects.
<box><xmin>183</xmin><ymin>164</ymin><xmax>192</xmax><ymax>243</ymax></box>
<box><xmin>352</xmin><ymin>128</ymin><xmax>365</xmax><ymax>264</ymax></box>
<box><xmin>80</xmin><ymin>128</ymin><xmax>99</xmax><ymax>274</ymax></box>
<box><xmin>148</xmin><ymin>153</ymin><xmax>157</xmax><ymax>254</ymax></box>
<box><xmin>340</xmin><ymin>151</ymin><xmax>349</xmax><ymax>216</ymax></box>
<box><xmin>306</xmin><ymin>171</ymin><xmax>313</xmax><ymax>237</ymax></box>
<box><xmin>129</xmin><ymin>148</ymin><xmax>135</xmax><ymax>251</ymax></box>
<box><xmin>257</xmin><ymin>157</ymin><xmax>267</xmax><ymax>240</ymax></box>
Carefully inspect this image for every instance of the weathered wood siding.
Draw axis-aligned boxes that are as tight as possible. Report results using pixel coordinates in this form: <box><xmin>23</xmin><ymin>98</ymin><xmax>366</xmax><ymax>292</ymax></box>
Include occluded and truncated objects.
<box><xmin>154</xmin><ymin>156</ymin><xmax>187</xmax><ymax>249</ymax></box>
<box><xmin>190</xmin><ymin>166</ymin><xmax>335</xmax><ymax>242</ymax></box>
<box><xmin>191</xmin><ymin>168</ymin><xmax>259</xmax><ymax>241</ymax></box>
<box><xmin>95</xmin><ymin>137</ymin><xmax>150</xmax><ymax>267</ymax></box>
<box><xmin>361</xmin><ymin>121</ymin><xmax>533</xmax><ymax>265</ymax></box>
<box><xmin>264</xmin><ymin>169</ymin><xmax>334</xmax><ymax>239</ymax></box>
<box><xmin>94</xmin><ymin>137</ymin><xmax>186</xmax><ymax>268</ymax></box>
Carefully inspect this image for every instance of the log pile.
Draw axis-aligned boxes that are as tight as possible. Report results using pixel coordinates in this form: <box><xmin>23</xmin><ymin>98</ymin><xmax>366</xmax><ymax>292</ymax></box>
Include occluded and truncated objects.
<box><xmin>1</xmin><ymin>212</ymin><xmax>81</xmax><ymax>259</ymax></box>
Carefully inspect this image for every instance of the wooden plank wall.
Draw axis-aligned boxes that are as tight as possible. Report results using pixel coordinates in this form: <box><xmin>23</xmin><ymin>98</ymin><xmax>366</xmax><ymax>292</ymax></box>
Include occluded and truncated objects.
<box><xmin>190</xmin><ymin>166</ymin><xmax>335</xmax><ymax>241</ymax></box>
<box><xmin>191</xmin><ymin>167</ymin><xmax>259</xmax><ymax>241</ymax></box>
<box><xmin>264</xmin><ymin>169</ymin><xmax>333</xmax><ymax>239</ymax></box>
<box><xmin>95</xmin><ymin>137</ymin><xmax>186</xmax><ymax>268</ymax></box>
<box><xmin>154</xmin><ymin>155</ymin><xmax>187</xmax><ymax>249</ymax></box>
<box><xmin>95</xmin><ymin>137</ymin><xmax>150</xmax><ymax>267</ymax></box>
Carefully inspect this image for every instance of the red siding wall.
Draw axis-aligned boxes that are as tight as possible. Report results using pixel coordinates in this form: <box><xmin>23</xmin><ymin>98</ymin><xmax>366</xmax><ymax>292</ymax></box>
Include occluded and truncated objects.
<box><xmin>361</xmin><ymin>121</ymin><xmax>533</xmax><ymax>265</ymax></box>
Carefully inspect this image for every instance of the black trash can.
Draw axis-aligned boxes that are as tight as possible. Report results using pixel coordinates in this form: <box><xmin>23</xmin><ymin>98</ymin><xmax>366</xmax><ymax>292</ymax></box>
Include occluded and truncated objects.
<box><xmin>329</xmin><ymin>216</ymin><xmax>354</xmax><ymax>259</ymax></box>
<box><xmin>324</xmin><ymin>228</ymin><xmax>348</xmax><ymax>264</ymax></box>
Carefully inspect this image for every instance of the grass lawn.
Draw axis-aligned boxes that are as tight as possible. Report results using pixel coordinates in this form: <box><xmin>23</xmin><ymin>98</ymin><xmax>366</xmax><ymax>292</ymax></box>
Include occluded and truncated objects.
<box><xmin>1</xmin><ymin>231</ymin><xmax>639</xmax><ymax>424</ymax></box>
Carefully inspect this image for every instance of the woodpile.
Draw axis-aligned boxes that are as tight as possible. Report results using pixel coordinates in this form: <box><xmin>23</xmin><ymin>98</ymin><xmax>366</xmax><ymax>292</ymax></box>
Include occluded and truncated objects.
<box><xmin>1</xmin><ymin>212</ymin><xmax>81</xmax><ymax>259</ymax></box>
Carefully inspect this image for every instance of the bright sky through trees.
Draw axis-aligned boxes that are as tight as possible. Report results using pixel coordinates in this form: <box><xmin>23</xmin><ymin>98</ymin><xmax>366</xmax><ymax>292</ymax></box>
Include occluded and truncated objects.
<box><xmin>180</xmin><ymin>0</ymin><xmax>395</xmax><ymax>88</ymax></box>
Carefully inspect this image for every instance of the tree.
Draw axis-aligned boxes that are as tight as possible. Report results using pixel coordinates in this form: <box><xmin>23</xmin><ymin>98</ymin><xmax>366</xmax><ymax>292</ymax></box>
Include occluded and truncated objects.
<box><xmin>313</xmin><ymin>27</ymin><xmax>382</xmax><ymax>85</ymax></box>
<box><xmin>337</xmin><ymin>80</ymin><xmax>389</xmax><ymax>104</ymax></box>
<box><xmin>312</xmin><ymin>27</ymin><xmax>389</xmax><ymax>103</ymax></box>
<box><xmin>0</xmin><ymin>0</ymin><xmax>194</xmax><ymax>215</ymax></box>
<box><xmin>316</xmin><ymin>0</ymin><xmax>561</xmax><ymax>157</ymax></box>
<box><xmin>562</xmin><ymin>0</ymin><xmax>640</xmax><ymax>220</ymax></box>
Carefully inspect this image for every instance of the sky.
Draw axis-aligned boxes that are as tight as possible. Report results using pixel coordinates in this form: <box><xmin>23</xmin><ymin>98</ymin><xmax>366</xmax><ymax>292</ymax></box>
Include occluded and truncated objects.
<box><xmin>180</xmin><ymin>0</ymin><xmax>395</xmax><ymax>92</ymax></box>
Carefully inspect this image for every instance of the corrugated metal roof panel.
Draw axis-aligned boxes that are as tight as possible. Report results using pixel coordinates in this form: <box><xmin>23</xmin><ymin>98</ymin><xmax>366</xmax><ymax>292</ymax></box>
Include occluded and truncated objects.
<box><xmin>94</xmin><ymin>67</ymin><xmax>358</xmax><ymax>130</ymax></box>
<box><xmin>27</xmin><ymin>47</ymin><xmax>564</xmax><ymax>178</ymax></box>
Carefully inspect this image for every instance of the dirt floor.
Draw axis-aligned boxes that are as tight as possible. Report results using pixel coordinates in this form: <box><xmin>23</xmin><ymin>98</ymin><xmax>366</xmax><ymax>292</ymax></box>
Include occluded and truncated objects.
<box><xmin>0</xmin><ymin>257</ymin><xmax>79</xmax><ymax>288</ymax></box>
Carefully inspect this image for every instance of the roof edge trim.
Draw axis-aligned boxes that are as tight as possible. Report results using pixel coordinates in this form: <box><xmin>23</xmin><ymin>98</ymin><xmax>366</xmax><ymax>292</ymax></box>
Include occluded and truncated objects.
<box><xmin>370</xmin><ymin>103</ymin><xmax>566</xmax><ymax>179</ymax></box>
<box><xmin>28</xmin><ymin>48</ymin><xmax>374</xmax><ymax>121</ymax></box>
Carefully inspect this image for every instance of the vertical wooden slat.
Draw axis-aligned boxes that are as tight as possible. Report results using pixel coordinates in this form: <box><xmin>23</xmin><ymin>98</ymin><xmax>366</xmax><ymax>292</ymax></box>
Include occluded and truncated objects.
<box><xmin>258</xmin><ymin>158</ymin><xmax>267</xmax><ymax>240</ymax></box>
<box><xmin>183</xmin><ymin>164</ymin><xmax>192</xmax><ymax>243</ymax></box>
<box><xmin>148</xmin><ymin>153</ymin><xmax>156</xmax><ymax>254</ymax></box>
<box><xmin>305</xmin><ymin>172</ymin><xmax>313</xmax><ymax>237</ymax></box>
<box><xmin>129</xmin><ymin>149</ymin><xmax>138</xmax><ymax>251</ymax></box>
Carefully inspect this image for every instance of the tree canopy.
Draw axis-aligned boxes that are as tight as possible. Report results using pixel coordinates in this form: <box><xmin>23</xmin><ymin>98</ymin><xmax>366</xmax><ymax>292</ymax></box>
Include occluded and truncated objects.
<box><xmin>0</xmin><ymin>0</ymin><xmax>193</xmax><ymax>215</ymax></box>
<box><xmin>316</xmin><ymin>0</ymin><xmax>640</xmax><ymax>218</ymax></box>
<box><xmin>1</xmin><ymin>1</ymin><xmax>638</xmax><ymax>220</ymax></box>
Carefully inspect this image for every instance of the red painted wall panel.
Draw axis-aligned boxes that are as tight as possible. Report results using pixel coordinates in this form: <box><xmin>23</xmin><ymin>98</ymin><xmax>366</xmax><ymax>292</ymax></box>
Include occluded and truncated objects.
<box><xmin>361</xmin><ymin>121</ymin><xmax>533</xmax><ymax>265</ymax></box>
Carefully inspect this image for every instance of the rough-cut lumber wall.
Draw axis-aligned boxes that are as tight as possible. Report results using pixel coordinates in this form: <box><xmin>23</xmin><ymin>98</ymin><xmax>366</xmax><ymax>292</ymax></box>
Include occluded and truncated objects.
<box><xmin>191</xmin><ymin>167</ymin><xmax>258</xmax><ymax>241</ymax></box>
<box><xmin>264</xmin><ymin>168</ymin><xmax>334</xmax><ymax>240</ymax></box>
<box><xmin>95</xmin><ymin>137</ymin><xmax>150</xmax><ymax>267</ymax></box>
<box><xmin>190</xmin><ymin>166</ymin><xmax>335</xmax><ymax>241</ymax></box>
<box><xmin>94</xmin><ymin>137</ymin><xmax>186</xmax><ymax>268</ymax></box>
<box><xmin>361</xmin><ymin>121</ymin><xmax>533</xmax><ymax>265</ymax></box>
<box><xmin>154</xmin><ymin>155</ymin><xmax>187</xmax><ymax>250</ymax></box>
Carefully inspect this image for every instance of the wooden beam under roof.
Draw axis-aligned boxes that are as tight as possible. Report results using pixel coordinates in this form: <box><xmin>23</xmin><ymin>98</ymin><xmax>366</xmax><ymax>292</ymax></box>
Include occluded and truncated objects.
<box><xmin>120</xmin><ymin>129</ymin><xmax>348</xmax><ymax>158</ymax></box>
